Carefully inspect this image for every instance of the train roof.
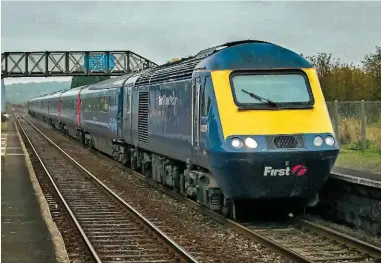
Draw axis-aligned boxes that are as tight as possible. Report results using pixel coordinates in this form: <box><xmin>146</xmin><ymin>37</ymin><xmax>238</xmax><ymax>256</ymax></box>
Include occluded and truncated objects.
<box><xmin>197</xmin><ymin>40</ymin><xmax>312</xmax><ymax>70</ymax></box>
<box><xmin>39</xmin><ymin>89</ymin><xmax>69</xmax><ymax>100</ymax></box>
<box><xmin>28</xmin><ymin>89</ymin><xmax>69</xmax><ymax>102</ymax></box>
<box><xmin>132</xmin><ymin>40</ymin><xmax>312</xmax><ymax>87</ymax></box>
<box><xmin>87</xmin><ymin>74</ymin><xmax>132</xmax><ymax>90</ymax></box>
<box><xmin>60</xmin><ymin>85</ymin><xmax>88</xmax><ymax>97</ymax></box>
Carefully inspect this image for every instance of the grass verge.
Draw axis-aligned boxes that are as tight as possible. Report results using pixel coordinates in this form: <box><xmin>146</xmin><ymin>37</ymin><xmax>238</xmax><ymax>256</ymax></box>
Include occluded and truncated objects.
<box><xmin>335</xmin><ymin>148</ymin><xmax>381</xmax><ymax>175</ymax></box>
<box><xmin>1</xmin><ymin>122</ymin><xmax>8</xmax><ymax>131</ymax></box>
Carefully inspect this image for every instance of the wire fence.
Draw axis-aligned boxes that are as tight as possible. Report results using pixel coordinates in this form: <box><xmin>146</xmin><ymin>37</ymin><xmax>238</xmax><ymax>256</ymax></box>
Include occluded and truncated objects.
<box><xmin>326</xmin><ymin>101</ymin><xmax>381</xmax><ymax>151</ymax></box>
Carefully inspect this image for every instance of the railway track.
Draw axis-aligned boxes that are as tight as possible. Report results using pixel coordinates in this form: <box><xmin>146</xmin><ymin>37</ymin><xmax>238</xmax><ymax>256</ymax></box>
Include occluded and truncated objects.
<box><xmin>16</xmin><ymin>115</ymin><xmax>199</xmax><ymax>263</ymax></box>
<box><xmin>239</xmin><ymin>219</ymin><xmax>381</xmax><ymax>263</ymax></box>
<box><xmin>21</xmin><ymin>114</ymin><xmax>381</xmax><ymax>263</ymax></box>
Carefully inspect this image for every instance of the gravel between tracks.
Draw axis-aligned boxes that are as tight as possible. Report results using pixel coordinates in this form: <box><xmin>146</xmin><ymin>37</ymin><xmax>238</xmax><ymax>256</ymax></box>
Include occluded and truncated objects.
<box><xmin>27</xmin><ymin>117</ymin><xmax>291</xmax><ymax>263</ymax></box>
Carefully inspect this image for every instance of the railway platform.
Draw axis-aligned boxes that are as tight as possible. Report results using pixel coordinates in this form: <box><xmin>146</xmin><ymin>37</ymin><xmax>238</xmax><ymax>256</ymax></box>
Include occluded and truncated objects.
<box><xmin>332</xmin><ymin>166</ymin><xmax>381</xmax><ymax>188</ymax></box>
<box><xmin>1</xmin><ymin>119</ymin><xmax>67</xmax><ymax>263</ymax></box>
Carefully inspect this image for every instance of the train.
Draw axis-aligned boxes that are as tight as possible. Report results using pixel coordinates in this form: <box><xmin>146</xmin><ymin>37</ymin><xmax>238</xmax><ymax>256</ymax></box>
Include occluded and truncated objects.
<box><xmin>28</xmin><ymin>40</ymin><xmax>340</xmax><ymax>219</ymax></box>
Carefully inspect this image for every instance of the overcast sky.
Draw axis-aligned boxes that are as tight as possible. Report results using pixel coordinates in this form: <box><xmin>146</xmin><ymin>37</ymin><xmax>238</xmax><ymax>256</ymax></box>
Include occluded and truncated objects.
<box><xmin>2</xmin><ymin>1</ymin><xmax>381</xmax><ymax>84</ymax></box>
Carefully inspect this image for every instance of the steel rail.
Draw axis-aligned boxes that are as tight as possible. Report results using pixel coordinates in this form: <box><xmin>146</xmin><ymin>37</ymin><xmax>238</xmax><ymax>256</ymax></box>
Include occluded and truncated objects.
<box><xmin>18</xmin><ymin>115</ymin><xmax>199</xmax><ymax>263</ymax></box>
<box><xmin>298</xmin><ymin>219</ymin><xmax>381</xmax><ymax>259</ymax></box>
<box><xmin>16</xmin><ymin>116</ymin><xmax>103</xmax><ymax>263</ymax></box>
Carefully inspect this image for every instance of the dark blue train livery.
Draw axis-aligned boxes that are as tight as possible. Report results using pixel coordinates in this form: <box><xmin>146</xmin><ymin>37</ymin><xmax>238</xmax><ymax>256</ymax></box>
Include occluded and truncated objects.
<box><xmin>28</xmin><ymin>40</ymin><xmax>340</xmax><ymax>218</ymax></box>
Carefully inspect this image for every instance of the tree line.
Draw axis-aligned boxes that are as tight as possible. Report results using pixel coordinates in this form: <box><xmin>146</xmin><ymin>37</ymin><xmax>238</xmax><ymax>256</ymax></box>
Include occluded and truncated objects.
<box><xmin>304</xmin><ymin>46</ymin><xmax>381</xmax><ymax>101</ymax></box>
<box><xmin>70</xmin><ymin>46</ymin><xmax>381</xmax><ymax>101</ymax></box>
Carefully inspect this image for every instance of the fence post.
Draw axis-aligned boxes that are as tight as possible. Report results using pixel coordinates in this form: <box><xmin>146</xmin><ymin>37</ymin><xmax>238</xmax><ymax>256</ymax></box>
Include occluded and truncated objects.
<box><xmin>334</xmin><ymin>100</ymin><xmax>339</xmax><ymax>138</ymax></box>
<box><xmin>360</xmin><ymin>100</ymin><xmax>367</xmax><ymax>150</ymax></box>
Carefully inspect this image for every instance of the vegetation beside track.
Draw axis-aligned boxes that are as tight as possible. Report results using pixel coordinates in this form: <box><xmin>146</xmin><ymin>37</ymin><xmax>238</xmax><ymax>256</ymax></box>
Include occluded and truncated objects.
<box><xmin>336</xmin><ymin>148</ymin><xmax>381</xmax><ymax>175</ymax></box>
<box><xmin>1</xmin><ymin>122</ymin><xmax>7</xmax><ymax>131</ymax></box>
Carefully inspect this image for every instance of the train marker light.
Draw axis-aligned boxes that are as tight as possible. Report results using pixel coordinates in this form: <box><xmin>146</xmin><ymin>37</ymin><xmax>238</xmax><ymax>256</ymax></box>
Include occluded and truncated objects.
<box><xmin>325</xmin><ymin>135</ymin><xmax>335</xmax><ymax>146</ymax></box>
<box><xmin>313</xmin><ymin>136</ymin><xmax>323</xmax><ymax>147</ymax></box>
<box><xmin>231</xmin><ymin>138</ymin><xmax>243</xmax><ymax>148</ymax></box>
<box><xmin>245</xmin><ymin>138</ymin><xmax>258</xmax><ymax>149</ymax></box>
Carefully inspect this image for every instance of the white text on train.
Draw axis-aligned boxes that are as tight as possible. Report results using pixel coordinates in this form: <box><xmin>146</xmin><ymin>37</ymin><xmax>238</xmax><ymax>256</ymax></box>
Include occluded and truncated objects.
<box><xmin>158</xmin><ymin>95</ymin><xmax>178</xmax><ymax>106</ymax></box>
<box><xmin>263</xmin><ymin>166</ymin><xmax>291</xmax><ymax>176</ymax></box>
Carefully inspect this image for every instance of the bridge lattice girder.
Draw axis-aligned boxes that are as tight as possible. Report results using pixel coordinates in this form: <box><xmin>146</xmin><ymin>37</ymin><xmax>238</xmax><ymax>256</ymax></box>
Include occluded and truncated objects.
<box><xmin>1</xmin><ymin>51</ymin><xmax>158</xmax><ymax>79</ymax></box>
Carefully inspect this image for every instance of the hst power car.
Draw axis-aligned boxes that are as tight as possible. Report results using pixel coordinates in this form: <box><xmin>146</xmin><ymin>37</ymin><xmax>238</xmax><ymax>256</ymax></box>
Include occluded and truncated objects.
<box><xmin>28</xmin><ymin>40</ymin><xmax>339</xmax><ymax>218</ymax></box>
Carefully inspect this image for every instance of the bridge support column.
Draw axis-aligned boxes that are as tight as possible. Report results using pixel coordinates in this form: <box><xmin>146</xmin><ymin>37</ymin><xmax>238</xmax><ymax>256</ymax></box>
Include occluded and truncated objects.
<box><xmin>1</xmin><ymin>79</ymin><xmax>5</xmax><ymax>114</ymax></box>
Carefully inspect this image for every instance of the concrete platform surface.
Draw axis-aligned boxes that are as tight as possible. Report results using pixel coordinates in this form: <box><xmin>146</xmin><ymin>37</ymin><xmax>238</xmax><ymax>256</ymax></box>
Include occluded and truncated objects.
<box><xmin>1</xmin><ymin>130</ymin><xmax>6</xmax><ymax>157</ymax></box>
<box><xmin>1</xmin><ymin>121</ymin><xmax>63</xmax><ymax>263</ymax></box>
<box><xmin>332</xmin><ymin>166</ymin><xmax>381</xmax><ymax>188</ymax></box>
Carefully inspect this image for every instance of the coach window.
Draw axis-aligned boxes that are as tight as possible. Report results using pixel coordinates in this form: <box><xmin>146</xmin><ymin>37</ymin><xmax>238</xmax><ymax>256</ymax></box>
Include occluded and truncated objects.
<box><xmin>106</xmin><ymin>96</ymin><xmax>110</xmax><ymax>112</ymax></box>
<box><xmin>86</xmin><ymin>99</ymin><xmax>90</xmax><ymax>112</ymax></box>
<box><xmin>86</xmin><ymin>99</ymin><xmax>91</xmax><ymax>112</ymax></box>
<box><xmin>90</xmin><ymin>98</ymin><xmax>94</xmax><ymax>111</ymax></box>
<box><xmin>98</xmin><ymin>97</ymin><xmax>103</xmax><ymax>111</ymax></box>
<box><xmin>99</xmin><ymin>97</ymin><xmax>103</xmax><ymax>112</ymax></box>
<box><xmin>94</xmin><ymin>97</ymin><xmax>98</xmax><ymax>111</ymax></box>
<box><xmin>92</xmin><ymin>98</ymin><xmax>96</xmax><ymax>111</ymax></box>
<box><xmin>87</xmin><ymin>98</ymin><xmax>91</xmax><ymax>112</ymax></box>
<box><xmin>100</xmin><ymin>96</ymin><xmax>110</xmax><ymax>113</ymax></box>
<box><xmin>91</xmin><ymin>97</ymin><xmax>97</xmax><ymax>111</ymax></box>
<box><xmin>201</xmin><ymin>77</ymin><xmax>212</xmax><ymax>117</ymax></box>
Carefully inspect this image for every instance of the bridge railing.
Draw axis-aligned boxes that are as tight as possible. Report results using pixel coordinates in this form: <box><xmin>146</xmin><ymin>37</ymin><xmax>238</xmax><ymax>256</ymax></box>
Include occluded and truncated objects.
<box><xmin>326</xmin><ymin>100</ymin><xmax>381</xmax><ymax>151</ymax></box>
<box><xmin>1</xmin><ymin>51</ymin><xmax>158</xmax><ymax>78</ymax></box>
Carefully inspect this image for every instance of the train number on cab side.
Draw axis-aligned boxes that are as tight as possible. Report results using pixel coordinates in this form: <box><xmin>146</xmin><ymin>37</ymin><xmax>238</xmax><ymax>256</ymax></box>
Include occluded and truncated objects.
<box><xmin>200</xmin><ymin>124</ymin><xmax>208</xmax><ymax>133</ymax></box>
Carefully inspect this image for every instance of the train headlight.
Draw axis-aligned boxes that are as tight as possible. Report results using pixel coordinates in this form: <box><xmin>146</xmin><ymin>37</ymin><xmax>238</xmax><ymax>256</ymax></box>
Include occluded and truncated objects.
<box><xmin>325</xmin><ymin>135</ymin><xmax>335</xmax><ymax>146</ymax></box>
<box><xmin>245</xmin><ymin>138</ymin><xmax>258</xmax><ymax>149</ymax></box>
<box><xmin>231</xmin><ymin>138</ymin><xmax>243</xmax><ymax>148</ymax></box>
<box><xmin>313</xmin><ymin>136</ymin><xmax>323</xmax><ymax>147</ymax></box>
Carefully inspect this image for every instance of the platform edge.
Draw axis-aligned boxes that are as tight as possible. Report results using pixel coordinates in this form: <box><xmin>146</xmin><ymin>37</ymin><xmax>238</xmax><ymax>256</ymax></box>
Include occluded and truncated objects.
<box><xmin>330</xmin><ymin>172</ymin><xmax>381</xmax><ymax>189</ymax></box>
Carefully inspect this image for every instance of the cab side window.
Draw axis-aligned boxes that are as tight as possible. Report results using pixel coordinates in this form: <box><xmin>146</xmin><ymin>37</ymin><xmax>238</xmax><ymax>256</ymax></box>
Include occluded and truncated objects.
<box><xmin>201</xmin><ymin>76</ymin><xmax>212</xmax><ymax>117</ymax></box>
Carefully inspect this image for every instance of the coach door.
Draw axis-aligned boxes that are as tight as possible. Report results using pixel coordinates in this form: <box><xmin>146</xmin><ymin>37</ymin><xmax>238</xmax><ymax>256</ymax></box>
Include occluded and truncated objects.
<box><xmin>122</xmin><ymin>83</ymin><xmax>133</xmax><ymax>143</ymax></box>
<box><xmin>116</xmin><ymin>89</ymin><xmax>123</xmax><ymax>138</ymax></box>
<box><xmin>192</xmin><ymin>77</ymin><xmax>201</xmax><ymax>150</ymax></box>
<box><xmin>127</xmin><ymin>85</ymin><xmax>133</xmax><ymax>141</ymax></box>
<box><xmin>123</xmin><ymin>76</ymin><xmax>139</xmax><ymax>144</ymax></box>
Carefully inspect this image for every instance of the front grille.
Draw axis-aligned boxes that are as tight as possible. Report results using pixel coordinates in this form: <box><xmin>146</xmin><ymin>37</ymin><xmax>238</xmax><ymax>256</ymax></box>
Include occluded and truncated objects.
<box><xmin>266</xmin><ymin>135</ymin><xmax>305</xmax><ymax>149</ymax></box>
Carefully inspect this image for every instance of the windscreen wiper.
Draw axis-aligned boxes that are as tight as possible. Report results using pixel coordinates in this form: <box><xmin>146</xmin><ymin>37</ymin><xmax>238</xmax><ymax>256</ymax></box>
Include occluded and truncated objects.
<box><xmin>241</xmin><ymin>89</ymin><xmax>278</xmax><ymax>107</ymax></box>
